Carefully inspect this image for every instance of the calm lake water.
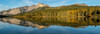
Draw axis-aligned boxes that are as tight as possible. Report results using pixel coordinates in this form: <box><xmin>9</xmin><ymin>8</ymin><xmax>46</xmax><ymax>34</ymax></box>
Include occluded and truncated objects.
<box><xmin>0</xmin><ymin>17</ymin><xmax>100</xmax><ymax>34</ymax></box>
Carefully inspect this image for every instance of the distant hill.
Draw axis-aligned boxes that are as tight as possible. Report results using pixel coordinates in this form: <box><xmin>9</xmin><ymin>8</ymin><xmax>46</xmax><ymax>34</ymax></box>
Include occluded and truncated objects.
<box><xmin>70</xmin><ymin>3</ymin><xmax>88</xmax><ymax>6</ymax></box>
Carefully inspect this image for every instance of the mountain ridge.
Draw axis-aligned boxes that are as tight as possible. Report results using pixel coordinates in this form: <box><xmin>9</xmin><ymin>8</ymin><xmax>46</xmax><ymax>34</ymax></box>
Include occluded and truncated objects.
<box><xmin>0</xmin><ymin>3</ymin><xmax>97</xmax><ymax>16</ymax></box>
<box><xmin>0</xmin><ymin>3</ymin><xmax>49</xmax><ymax>15</ymax></box>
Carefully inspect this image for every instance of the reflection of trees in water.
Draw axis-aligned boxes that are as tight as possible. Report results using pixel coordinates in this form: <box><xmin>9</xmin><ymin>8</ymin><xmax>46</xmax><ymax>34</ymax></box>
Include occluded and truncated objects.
<box><xmin>16</xmin><ymin>17</ymin><xmax>100</xmax><ymax>27</ymax></box>
<box><xmin>42</xmin><ymin>17</ymin><xmax>100</xmax><ymax>26</ymax></box>
<box><xmin>0</xmin><ymin>17</ymin><xmax>100</xmax><ymax>29</ymax></box>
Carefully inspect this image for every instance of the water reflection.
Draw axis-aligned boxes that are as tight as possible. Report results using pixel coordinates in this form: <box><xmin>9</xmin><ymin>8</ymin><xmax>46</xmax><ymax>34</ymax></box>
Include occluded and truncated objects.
<box><xmin>0</xmin><ymin>17</ymin><xmax>100</xmax><ymax>29</ymax></box>
<box><xmin>0</xmin><ymin>18</ymin><xmax>49</xmax><ymax>29</ymax></box>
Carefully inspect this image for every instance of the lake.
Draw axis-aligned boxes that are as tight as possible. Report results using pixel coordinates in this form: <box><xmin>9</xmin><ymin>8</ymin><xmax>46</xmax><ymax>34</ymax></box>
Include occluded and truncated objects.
<box><xmin>0</xmin><ymin>17</ymin><xmax>100</xmax><ymax>34</ymax></box>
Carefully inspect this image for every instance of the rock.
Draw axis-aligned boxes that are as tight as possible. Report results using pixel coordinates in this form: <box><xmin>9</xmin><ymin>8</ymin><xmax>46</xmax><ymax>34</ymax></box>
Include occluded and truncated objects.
<box><xmin>8</xmin><ymin>8</ymin><xmax>21</xmax><ymax>15</ymax></box>
<box><xmin>27</xmin><ymin>5</ymin><xmax>36</xmax><ymax>11</ymax></box>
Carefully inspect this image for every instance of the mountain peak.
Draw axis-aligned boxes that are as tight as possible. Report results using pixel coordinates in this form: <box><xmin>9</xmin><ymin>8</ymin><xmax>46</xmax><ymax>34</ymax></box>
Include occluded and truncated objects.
<box><xmin>37</xmin><ymin>3</ymin><xmax>49</xmax><ymax>7</ymax></box>
<box><xmin>74</xmin><ymin>3</ymin><xmax>80</xmax><ymax>4</ymax></box>
<box><xmin>37</xmin><ymin>3</ymin><xmax>46</xmax><ymax>6</ymax></box>
<box><xmin>38</xmin><ymin>3</ymin><xmax>44</xmax><ymax>5</ymax></box>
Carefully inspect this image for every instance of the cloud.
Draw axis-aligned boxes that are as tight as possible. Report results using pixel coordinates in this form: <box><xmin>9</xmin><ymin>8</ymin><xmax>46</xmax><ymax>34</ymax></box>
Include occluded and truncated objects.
<box><xmin>0</xmin><ymin>4</ymin><xmax>3</xmax><ymax>11</ymax></box>
<box><xmin>0</xmin><ymin>8</ymin><xmax>3</xmax><ymax>11</ymax></box>
<box><xmin>37</xmin><ymin>0</ymin><xmax>51</xmax><ymax>1</ymax></box>
<box><xmin>23</xmin><ymin>0</ymin><xmax>33</xmax><ymax>4</ymax></box>
<box><xmin>50</xmin><ymin>0</ymin><xmax>72</xmax><ymax>7</ymax></box>
<box><xmin>0</xmin><ymin>6</ymin><xmax>10</xmax><ymax>11</ymax></box>
<box><xmin>49</xmin><ymin>0</ymin><xmax>97</xmax><ymax>7</ymax></box>
<box><xmin>19</xmin><ymin>0</ymin><xmax>35</xmax><ymax>6</ymax></box>
<box><xmin>0</xmin><ymin>4</ymin><xmax>3</xmax><ymax>7</ymax></box>
<box><xmin>16</xmin><ymin>0</ymin><xmax>38</xmax><ymax>7</ymax></box>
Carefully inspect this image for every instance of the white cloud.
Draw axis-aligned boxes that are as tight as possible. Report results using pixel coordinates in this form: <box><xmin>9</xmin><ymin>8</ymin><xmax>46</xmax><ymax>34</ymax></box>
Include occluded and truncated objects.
<box><xmin>23</xmin><ymin>0</ymin><xmax>33</xmax><ymax>4</ymax></box>
<box><xmin>0</xmin><ymin>4</ymin><xmax>3</xmax><ymax>11</ymax></box>
<box><xmin>19</xmin><ymin>0</ymin><xmax>34</xmax><ymax>6</ymax></box>
<box><xmin>0</xmin><ymin>5</ymin><xmax>10</xmax><ymax>11</ymax></box>
<box><xmin>37</xmin><ymin>0</ymin><xmax>57</xmax><ymax>2</ymax></box>
<box><xmin>0</xmin><ymin>4</ymin><xmax>2</xmax><ymax>7</ymax></box>
<box><xmin>50</xmin><ymin>0</ymin><xmax>72</xmax><ymax>7</ymax></box>
<box><xmin>16</xmin><ymin>0</ymin><xmax>38</xmax><ymax>7</ymax></box>
<box><xmin>0</xmin><ymin>8</ymin><xmax>3</xmax><ymax>11</ymax></box>
<box><xmin>0</xmin><ymin>8</ymin><xmax>7</xmax><ymax>11</ymax></box>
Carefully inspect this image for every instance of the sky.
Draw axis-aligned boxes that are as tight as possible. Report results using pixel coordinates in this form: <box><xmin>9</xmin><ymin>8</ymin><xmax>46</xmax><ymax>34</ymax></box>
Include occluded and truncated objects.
<box><xmin>0</xmin><ymin>0</ymin><xmax>100</xmax><ymax>11</ymax></box>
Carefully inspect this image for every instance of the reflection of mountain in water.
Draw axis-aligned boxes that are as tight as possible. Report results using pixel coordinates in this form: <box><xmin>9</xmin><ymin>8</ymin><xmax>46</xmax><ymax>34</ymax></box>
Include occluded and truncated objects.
<box><xmin>0</xmin><ymin>18</ymin><xmax>49</xmax><ymax>29</ymax></box>
<box><xmin>0</xmin><ymin>17</ymin><xmax>100</xmax><ymax>29</ymax></box>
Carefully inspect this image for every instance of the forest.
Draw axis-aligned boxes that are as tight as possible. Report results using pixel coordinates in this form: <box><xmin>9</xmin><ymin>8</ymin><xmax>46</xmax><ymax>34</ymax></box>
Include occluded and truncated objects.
<box><xmin>12</xmin><ymin>5</ymin><xmax>100</xmax><ymax>27</ymax></box>
<box><xmin>13</xmin><ymin>5</ymin><xmax>100</xmax><ymax>18</ymax></box>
